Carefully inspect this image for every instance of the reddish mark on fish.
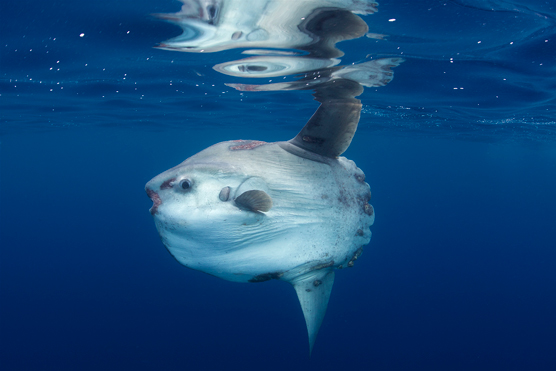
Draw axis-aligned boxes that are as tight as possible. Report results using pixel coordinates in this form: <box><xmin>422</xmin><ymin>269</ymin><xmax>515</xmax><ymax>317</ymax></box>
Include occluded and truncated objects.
<box><xmin>146</xmin><ymin>188</ymin><xmax>162</xmax><ymax>215</ymax></box>
<box><xmin>229</xmin><ymin>140</ymin><xmax>266</xmax><ymax>151</ymax></box>
<box><xmin>160</xmin><ymin>177</ymin><xmax>176</xmax><ymax>190</ymax></box>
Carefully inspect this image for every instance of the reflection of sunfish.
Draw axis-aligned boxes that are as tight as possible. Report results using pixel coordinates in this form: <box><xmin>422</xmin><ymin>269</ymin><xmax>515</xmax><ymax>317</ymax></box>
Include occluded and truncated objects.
<box><xmin>156</xmin><ymin>0</ymin><xmax>378</xmax><ymax>52</ymax></box>
<box><xmin>146</xmin><ymin>101</ymin><xmax>374</xmax><ymax>353</ymax></box>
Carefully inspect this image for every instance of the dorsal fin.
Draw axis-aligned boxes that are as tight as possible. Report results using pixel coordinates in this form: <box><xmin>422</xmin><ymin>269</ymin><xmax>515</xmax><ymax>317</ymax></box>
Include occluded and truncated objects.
<box><xmin>234</xmin><ymin>190</ymin><xmax>272</xmax><ymax>212</ymax></box>
<box><xmin>287</xmin><ymin>78</ymin><xmax>364</xmax><ymax>159</ymax></box>
<box><xmin>291</xmin><ymin>270</ymin><xmax>335</xmax><ymax>355</ymax></box>
<box><xmin>288</xmin><ymin>100</ymin><xmax>361</xmax><ymax>158</ymax></box>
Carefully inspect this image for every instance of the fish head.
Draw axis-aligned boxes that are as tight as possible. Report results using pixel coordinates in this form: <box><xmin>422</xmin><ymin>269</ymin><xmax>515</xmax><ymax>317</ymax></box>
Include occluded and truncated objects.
<box><xmin>145</xmin><ymin>142</ymin><xmax>274</xmax><ymax>281</ymax></box>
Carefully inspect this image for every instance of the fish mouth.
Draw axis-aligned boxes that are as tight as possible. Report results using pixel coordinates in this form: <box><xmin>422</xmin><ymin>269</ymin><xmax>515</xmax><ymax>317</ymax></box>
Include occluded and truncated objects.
<box><xmin>146</xmin><ymin>188</ymin><xmax>162</xmax><ymax>215</ymax></box>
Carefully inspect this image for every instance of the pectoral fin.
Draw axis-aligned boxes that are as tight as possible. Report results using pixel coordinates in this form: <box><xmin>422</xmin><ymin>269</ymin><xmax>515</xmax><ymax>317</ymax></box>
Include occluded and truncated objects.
<box><xmin>291</xmin><ymin>269</ymin><xmax>335</xmax><ymax>355</ymax></box>
<box><xmin>234</xmin><ymin>190</ymin><xmax>272</xmax><ymax>212</ymax></box>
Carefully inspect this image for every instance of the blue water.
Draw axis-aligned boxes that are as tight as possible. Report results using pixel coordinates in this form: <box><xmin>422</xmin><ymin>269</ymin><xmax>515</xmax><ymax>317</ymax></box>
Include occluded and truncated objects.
<box><xmin>1</xmin><ymin>1</ymin><xmax>555</xmax><ymax>370</ymax></box>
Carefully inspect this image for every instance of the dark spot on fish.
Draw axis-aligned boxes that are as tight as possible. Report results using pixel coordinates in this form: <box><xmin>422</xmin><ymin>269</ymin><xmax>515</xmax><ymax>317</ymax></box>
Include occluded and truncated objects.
<box><xmin>302</xmin><ymin>135</ymin><xmax>324</xmax><ymax>144</ymax></box>
<box><xmin>311</xmin><ymin>261</ymin><xmax>334</xmax><ymax>271</ymax></box>
<box><xmin>337</xmin><ymin>189</ymin><xmax>352</xmax><ymax>207</ymax></box>
<box><xmin>248</xmin><ymin>272</ymin><xmax>283</xmax><ymax>283</ymax></box>
<box><xmin>364</xmin><ymin>203</ymin><xmax>374</xmax><ymax>216</ymax></box>
<box><xmin>347</xmin><ymin>247</ymin><xmax>364</xmax><ymax>268</ymax></box>
<box><xmin>160</xmin><ymin>177</ymin><xmax>176</xmax><ymax>190</ymax></box>
<box><xmin>313</xmin><ymin>280</ymin><xmax>322</xmax><ymax>287</ymax></box>
<box><xmin>306</xmin><ymin>289</ymin><xmax>312</xmax><ymax>292</ymax></box>
<box><xmin>356</xmin><ymin>229</ymin><xmax>364</xmax><ymax>236</ymax></box>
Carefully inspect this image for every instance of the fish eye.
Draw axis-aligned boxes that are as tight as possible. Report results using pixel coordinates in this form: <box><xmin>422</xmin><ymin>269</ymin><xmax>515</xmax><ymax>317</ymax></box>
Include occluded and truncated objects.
<box><xmin>179</xmin><ymin>179</ymin><xmax>192</xmax><ymax>190</ymax></box>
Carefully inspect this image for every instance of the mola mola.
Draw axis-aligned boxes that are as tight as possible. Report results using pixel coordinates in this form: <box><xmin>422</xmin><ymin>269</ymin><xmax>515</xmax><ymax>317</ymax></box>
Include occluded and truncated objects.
<box><xmin>146</xmin><ymin>95</ymin><xmax>374</xmax><ymax>353</ymax></box>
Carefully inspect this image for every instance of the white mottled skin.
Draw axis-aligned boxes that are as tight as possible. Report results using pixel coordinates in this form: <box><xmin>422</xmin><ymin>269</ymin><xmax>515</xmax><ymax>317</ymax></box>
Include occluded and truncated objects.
<box><xmin>146</xmin><ymin>140</ymin><xmax>373</xmax><ymax>283</ymax></box>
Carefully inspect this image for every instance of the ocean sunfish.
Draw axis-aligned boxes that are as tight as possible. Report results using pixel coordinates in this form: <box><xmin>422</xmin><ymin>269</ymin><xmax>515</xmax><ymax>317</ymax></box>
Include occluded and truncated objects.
<box><xmin>146</xmin><ymin>99</ymin><xmax>374</xmax><ymax>353</ymax></box>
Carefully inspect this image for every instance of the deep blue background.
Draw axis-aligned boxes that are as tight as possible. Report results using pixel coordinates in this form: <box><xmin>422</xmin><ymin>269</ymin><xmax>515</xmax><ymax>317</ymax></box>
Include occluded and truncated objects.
<box><xmin>1</xmin><ymin>0</ymin><xmax>556</xmax><ymax>370</ymax></box>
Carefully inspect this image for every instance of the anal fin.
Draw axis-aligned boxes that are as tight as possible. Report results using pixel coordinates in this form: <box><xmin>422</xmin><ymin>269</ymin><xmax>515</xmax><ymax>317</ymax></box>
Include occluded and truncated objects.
<box><xmin>291</xmin><ymin>269</ymin><xmax>335</xmax><ymax>355</ymax></box>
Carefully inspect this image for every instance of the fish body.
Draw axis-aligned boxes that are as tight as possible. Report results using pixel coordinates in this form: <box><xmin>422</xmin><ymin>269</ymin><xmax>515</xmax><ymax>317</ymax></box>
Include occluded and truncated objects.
<box><xmin>146</xmin><ymin>139</ymin><xmax>373</xmax><ymax>284</ymax></box>
<box><xmin>146</xmin><ymin>100</ymin><xmax>373</xmax><ymax>353</ymax></box>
